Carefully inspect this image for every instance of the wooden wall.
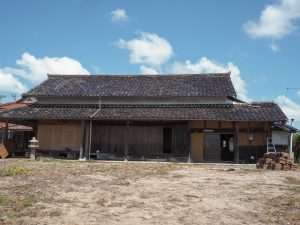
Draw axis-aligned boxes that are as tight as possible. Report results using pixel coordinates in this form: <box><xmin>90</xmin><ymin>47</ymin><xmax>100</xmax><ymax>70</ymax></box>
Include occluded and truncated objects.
<box><xmin>128</xmin><ymin>126</ymin><xmax>163</xmax><ymax>156</ymax></box>
<box><xmin>191</xmin><ymin>133</ymin><xmax>203</xmax><ymax>161</ymax></box>
<box><xmin>190</xmin><ymin>120</ymin><xmax>271</xmax><ymax>161</ymax></box>
<box><xmin>91</xmin><ymin>123</ymin><xmax>188</xmax><ymax>157</ymax></box>
<box><xmin>174</xmin><ymin>124</ymin><xmax>189</xmax><ymax>156</ymax></box>
<box><xmin>37</xmin><ymin>124</ymin><xmax>81</xmax><ymax>151</ymax></box>
<box><xmin>91</xmin><ymin>125</ymin><xmax>125</xmax><ymax>154</ymax></box>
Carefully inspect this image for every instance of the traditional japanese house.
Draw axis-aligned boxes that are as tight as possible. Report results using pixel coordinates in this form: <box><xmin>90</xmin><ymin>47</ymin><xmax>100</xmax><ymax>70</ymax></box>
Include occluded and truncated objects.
<box><xmin>0</xmin><ymin>73</ymin><xmax>288</xmax><ymax>162</ymax></box>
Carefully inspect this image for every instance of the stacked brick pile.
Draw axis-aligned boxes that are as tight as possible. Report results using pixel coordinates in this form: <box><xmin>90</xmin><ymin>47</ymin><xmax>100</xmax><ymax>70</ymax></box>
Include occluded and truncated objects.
<box><xmin>256</xmin><ymin>152</ymin><xmax>298</xmax><ymax>171</ymax></box>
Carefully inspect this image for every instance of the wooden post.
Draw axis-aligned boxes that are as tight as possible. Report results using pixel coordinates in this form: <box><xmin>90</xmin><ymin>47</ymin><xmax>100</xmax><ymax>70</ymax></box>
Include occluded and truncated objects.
<box><xmin>84</xmin><ymin>122</ymin><xmax>90</xmax><ymax>159</ymax></box>
<box><xmin>79</xmin><ymin>120</ymin><xmax>86</xmax><ymax>160</ymax></box>
<box><xmin>171</xmin><ymin>124</ymin><xmax>175</xmax><ymax>161</ymax></box>
<box><xmin>3</xmin><ymin>122</ymin><xmax>8</xmax><ymax>144</ymax></box>
<box><xmin>267</xmin><ymin>122</ymin><xmax>272</xmax><ymax>138</ymax></box>
<box><xmin>234</xmin><ymin>122</ymin><xmax>239</xmax><ymax>164</ymax></box>
<box><xmin>87</xmin><ymin>120</ymin><xmax>92</xmax><ymax>160</ymax></box>
<box><xmin>124</xmin><ymin>121</ymin><xmax>129</xmax><ymax>160</ymax></box>
<box><xmin>187</xmin><ymin>121</ymin><xmax>191</xmax><ymax>163</ymax></box>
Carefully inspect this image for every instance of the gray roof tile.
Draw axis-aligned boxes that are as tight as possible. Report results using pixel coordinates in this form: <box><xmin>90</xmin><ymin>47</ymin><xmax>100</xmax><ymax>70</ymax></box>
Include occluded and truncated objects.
<box><xmin>0</xmin><ymin>103</ymin><xmax>287</xmax><ymax>122</ymax></box>
<box><xmin>23</xmin><ymin>73</ymin><xmax>236</xmax><ymax>97</ymax></box>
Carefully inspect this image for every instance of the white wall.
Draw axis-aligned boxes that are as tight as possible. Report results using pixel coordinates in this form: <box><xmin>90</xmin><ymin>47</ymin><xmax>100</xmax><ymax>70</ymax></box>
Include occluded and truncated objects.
<box><xmin>272</xmin><ymin>131</ymin><xmax>289</xmax><ymax>145</ymax></box>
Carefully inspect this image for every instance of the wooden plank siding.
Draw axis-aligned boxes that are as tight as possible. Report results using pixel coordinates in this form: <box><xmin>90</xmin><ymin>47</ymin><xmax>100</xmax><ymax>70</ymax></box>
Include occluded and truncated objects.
<box><xmin>37</xmin><ymin>124</ymin><xmax>81</xmax><ymax>151</ymax></box>
<box><xmin>128</xmin><ymin>126</ymin><xmax>163</xmax><ymax>156</ymax></box>
<box><xmin>190</xmin><ymin>120</ymin><xmax>272</xmax><ymax>162</ymax></box>
<box><xmin>90</xmin><ymin>123</ymin><xmax>188</xmax><ymax>157</ymax></box>
<box><xmin>36</xmin><ymin>120</ymin><xmax>272</xmax><ymax>162</ymax></box>
<box><xmin>91</xmin><ymin>125</ymin><xmax>125</xmax><ymax>155</ymax></box>
<box><xmin>174</xmin><ymin>124</ymin><xmax>189</xmax><ymax>156</ymax></box>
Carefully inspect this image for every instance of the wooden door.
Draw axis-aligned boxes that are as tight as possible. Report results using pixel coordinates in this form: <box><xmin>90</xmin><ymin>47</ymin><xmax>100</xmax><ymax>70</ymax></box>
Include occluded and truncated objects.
<box><xmin>204</xmin><ymin>133</ymin><xmax>221</xmax><ymax>161</ymax></box>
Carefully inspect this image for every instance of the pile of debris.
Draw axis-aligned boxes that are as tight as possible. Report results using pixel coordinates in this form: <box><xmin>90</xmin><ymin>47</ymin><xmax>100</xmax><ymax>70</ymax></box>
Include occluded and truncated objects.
<box><xmin>257</xmin><ymin>152</ymin><xmax>298</xmax><ymax>171</ymax></box>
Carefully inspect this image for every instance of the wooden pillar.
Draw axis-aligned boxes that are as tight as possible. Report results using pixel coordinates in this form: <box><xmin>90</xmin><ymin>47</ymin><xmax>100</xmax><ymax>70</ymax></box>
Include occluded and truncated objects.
<box><xmin>84</xmin><ymin>122</ymin><xmax>90</xmax><ymax>159</ymax></box>
<box><xmin>267</xmin><ymin>122</ymin><xmax>272</xmax><ymax>138</ymax></box>
<box><xmin>3</xmin><ymin>122</ymin><xmax>9</xmax><ymax>144</ymax></box>
<box><xmin>86</xmin><ymin>120</ymin><xmax>92</xmax><ymax>160</ymax></box>
<box><xmin>35</xmin><ymin>120</ymin><xmax>39</xmax><ymax>140</ymax></box>
<box><xmin>79</xmin><ymin>120</ymin><xmax>86</xmax><ymax>160</ymax></box>
<box><xmin>187</xmin><ymin>121</ymin><xmax>191</xmax><ymax>163</ymax></box>
<box><xmin>124</xmin><ymin>121</ymin><xmax>129</xmax><ymax>160</ymax></box>
<box><xmin>234</xmin><ymin>122</ymin><xmax>239</xmax><ymax>164</ymax></box>
<box><xmin>171</xmin><ymin>124</ymin><xmax>175</xmax><ymax>161</ymax></box>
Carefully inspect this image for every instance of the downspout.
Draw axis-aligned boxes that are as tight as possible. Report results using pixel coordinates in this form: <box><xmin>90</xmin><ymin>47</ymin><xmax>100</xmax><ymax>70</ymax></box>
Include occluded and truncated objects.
<box><xmin>289</xmin><ymin>133</ymin><xmax>293</xmax><ymax>158</ymax></box>
<box><xmin>88</xmin><ymin>99</ymin><xmax>101</xmax><ymax>159</ymax></box>
<box><xmin>289</xmin><ymin>119</ymin><xmax>294</xmax><ymax>159</ymax></box>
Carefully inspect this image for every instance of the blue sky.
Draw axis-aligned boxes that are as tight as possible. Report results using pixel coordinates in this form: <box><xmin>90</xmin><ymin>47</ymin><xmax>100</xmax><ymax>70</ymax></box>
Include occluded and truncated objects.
<box><xmin>0</xmin><ymin>0</ymin><xmax>300</xmax><ymax>126</ymax></box>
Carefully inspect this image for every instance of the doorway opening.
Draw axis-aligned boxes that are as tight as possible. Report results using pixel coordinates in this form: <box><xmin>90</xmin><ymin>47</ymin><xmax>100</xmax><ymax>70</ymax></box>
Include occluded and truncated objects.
<box><xmin>163</xmin><ymin>127</ymin><xmax>172</xmax><ymax>154</ymax></box>
<box><xmin>220</xmin><ymin>134</ymin><xmax>234</xmax><ymax>161</ymax></box>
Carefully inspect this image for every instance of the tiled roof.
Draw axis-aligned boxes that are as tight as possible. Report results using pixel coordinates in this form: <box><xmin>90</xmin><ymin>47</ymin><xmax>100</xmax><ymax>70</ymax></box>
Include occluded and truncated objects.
<box><xmin>0</xmin><ymin>122</ymin><xmax>33</xmax><ymax>131</ymax></box>
<box><xmin>0</xmin><ymin>102</ymin><xmax>30</xmax><ymax>109</ymax></box>
<box><xmin>0</xmin><ymin>103</ymin><xmax>287</xmax><ymax>122</ymax></box>
<box><xmin>23</xmin><ymin>73</ymin><xmax>236</xmax><ymax>98</ymax></box>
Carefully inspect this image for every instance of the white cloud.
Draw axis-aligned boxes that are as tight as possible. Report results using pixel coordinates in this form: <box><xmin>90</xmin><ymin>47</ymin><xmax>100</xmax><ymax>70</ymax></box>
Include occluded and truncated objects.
<box><xmin>140</xmin><ymin>66</ymin><xmax>158</xmax><ymax>75</ymax></box>
<box><xmin>169</xmin><ymin>57</ymin><xmax>251</xmax><ymax>102</ymax></box>
<box><xmin>0</xmin><ymin>69</ymin><xmax>28</xmax><ymax>94</ymax></box>
<box><xmin>117</xmin><ymin>32</ymin><xmax>173</xmax><ymax>70</ymax></box>
<box><xmin>4</xmin><ymin>52</ymin><xmax>89</xmax><ymax>84</ymax></box>
<box><xmin>110</xmin><ymin>8</ymin><xmax>129</xmax><ymax>23</ymax></box>
<box><xmin>269</xmin><ymin>42</ymin><xmax>280</xmax><ymax>52</ymax></box>
<box><xmin>275</xmin><ymin>95</ymin><xmax>300</xmax><ymax>121</ymax></box>
<box><xmin>243</xmin><ymin>0</ymin><xmax>300</xmax><ymax>39</ymax></box>
<box><xmin>253</xmin><ymin>75</ymin><xmax>267</xmax><ymax>83</ymax></box>
<box><xmin>0</xmin><ymin>53</ymin><xmax>90</xmax><ymax>97</ymax></box>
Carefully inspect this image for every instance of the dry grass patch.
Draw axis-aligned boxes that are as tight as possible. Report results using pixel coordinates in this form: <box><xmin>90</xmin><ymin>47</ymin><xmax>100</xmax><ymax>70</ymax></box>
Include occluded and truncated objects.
<box><xmin>0</xmin><ymin>195</ymin><xmax>12</xmax><ymax>206</ymax></box>
<box><xmin>96</xmin><ymin>196</ymin><xmax>108</xmax><ymax>207</ymax></box>
<box><xmin>48</xmin><ymin>210</ymin><xmax>61</xmax><ymax>217</ymax></box>
<box><xmin>1</xmin><ymin>165</ymin><xmax>29</xmax><ymax>176</ymax></box>
<box><xmin>286</xmin><ymin>176</ymin><xmax>300</xmax><ymax>185</ymax></box>
<box><xmin>87</xmin><ymin>162</ymin><xmax>179</xmax><ymax>178</ymax></box>
<box><xmin>0</xmin><ymin>194</ymin><xmax>40</xmax><ymax>220</ymax></box>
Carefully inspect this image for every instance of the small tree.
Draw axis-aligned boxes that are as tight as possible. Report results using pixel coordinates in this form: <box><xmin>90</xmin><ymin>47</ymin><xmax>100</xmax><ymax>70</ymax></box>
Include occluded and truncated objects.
<box><xmin>294</xmin><ymin>133</ymin><xmax>300</xmax><ymax>163</ymax></box>
<box><xmin>0</xmin><ymin>95</ymin><xmax>5</xmax><ymax>100</ymax></box>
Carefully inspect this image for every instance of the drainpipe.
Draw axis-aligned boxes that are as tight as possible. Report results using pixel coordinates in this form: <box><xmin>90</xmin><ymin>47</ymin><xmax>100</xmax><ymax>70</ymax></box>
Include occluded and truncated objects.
<box><xmin>289</xmin><ymin>119</ymin><xmax>294</xmax><ymax>159</ymax></box>
<box><xmin>88</xmin><ymin>99</ymin><xmax>102</xmax><ymax>159</ymax></box>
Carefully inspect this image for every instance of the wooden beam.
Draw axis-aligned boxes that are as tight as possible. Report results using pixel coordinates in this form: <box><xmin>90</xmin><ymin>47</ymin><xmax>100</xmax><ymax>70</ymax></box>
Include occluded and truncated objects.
<box><xmin>124</xmin><ymin>121</ymin><xmax>129</xmax><ymax>160</ymax></box>
<box><xmin>234</xmin><ymin>122</ymin><xmax>240</xmax><ymax>164</ymax></box>
<box><xmin>187</xmin><ymin>121</ymin><xmax>192</xmax><ymax>163</ymax></box>
<box><xmin>79</xmin><ymin>120</ymin><xmax>86</xmax><ymax>160</ymax></box>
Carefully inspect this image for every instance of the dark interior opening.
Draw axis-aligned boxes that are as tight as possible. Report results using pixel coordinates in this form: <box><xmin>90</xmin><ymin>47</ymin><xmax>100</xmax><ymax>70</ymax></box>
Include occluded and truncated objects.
<box><xmin>220</xmin><ymin>134</ymin><xmax>234</xmax><ymax>161</ymax></box>
<box><xmin>163</xmin><ymin>127</ymin><xmax>172</xmax><ymax>154</ymax></box>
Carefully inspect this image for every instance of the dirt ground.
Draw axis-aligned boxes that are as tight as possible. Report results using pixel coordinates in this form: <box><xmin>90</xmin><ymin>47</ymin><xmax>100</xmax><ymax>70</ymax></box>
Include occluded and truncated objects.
<box><xmin>0</xmin><ymin>158</ymin><xmax>299</xmax><ymax>225</ymax></box>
